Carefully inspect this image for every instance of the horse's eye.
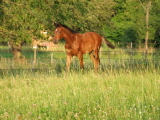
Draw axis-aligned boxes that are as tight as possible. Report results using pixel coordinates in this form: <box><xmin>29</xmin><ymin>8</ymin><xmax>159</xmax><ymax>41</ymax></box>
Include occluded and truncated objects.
<box><xmin>59</xmin><ymin>31</ymin><xmax>62</xmax><ymax>34</ymax></box>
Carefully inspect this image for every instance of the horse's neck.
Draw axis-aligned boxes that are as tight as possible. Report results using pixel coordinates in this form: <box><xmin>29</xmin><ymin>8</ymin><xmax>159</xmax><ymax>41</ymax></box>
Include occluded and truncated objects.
<box><xmin>63</xmin><ymin>29</ymin><xmax>75</xmax><ymax>44</ymax></box>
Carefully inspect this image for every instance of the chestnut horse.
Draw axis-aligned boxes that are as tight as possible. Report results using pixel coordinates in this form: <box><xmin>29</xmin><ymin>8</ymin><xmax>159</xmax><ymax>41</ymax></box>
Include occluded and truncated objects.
<box><xmin>53</xmin><ymin>23</ymin><xmax>115</xmax><ymax>72</ymax></box>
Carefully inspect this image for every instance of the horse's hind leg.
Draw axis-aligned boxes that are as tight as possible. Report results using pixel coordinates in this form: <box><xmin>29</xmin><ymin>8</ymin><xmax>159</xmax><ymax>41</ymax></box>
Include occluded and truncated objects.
<box><xmin>91</xmin><ymin>50</ymin><xmax>100</xmax><ymax>72</ymax></box>
<box><xmin>78</xmin><ymin>53</ymin><xmax>84</xmax><ymax>70</ymax></box>
<box><xmin>90</xmin><ymin>52</ymin><xmax>95</xmax><ymax>68</ymax></box>
<box><xmin>95</xmin><ymin>56</ymin><xmax>100</xmax><ymax>71</ymax></box>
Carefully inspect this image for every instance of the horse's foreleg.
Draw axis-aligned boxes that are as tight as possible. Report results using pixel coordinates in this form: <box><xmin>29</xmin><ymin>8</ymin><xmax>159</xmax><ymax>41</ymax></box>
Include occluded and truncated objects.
<box><xmin>78</xmin><ymin>53</ymin><xmax>84</xmax><ymax>69</ymax></box>
<box><xmin>66</xmin><ymin>54</ymin><xmax>72</xmax><ymax>72</ymax></box>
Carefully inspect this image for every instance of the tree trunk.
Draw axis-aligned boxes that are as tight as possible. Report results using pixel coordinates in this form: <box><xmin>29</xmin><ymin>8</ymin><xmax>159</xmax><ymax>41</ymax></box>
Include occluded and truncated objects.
<box><xmin>144</xmin><ymin>1</ymin><xmax>151</xmax><ymax>59</ymax></box>
<box><xmin>9</xmin><ymin>42</ymin><xmax>26</xmax><ymax>63</ymax></box>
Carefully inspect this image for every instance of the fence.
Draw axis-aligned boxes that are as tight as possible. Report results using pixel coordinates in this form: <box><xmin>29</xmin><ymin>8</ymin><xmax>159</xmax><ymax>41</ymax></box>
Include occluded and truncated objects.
<box><xmin>1</xmin><ymin>43</ymin><xmax>160</xmax><ymax>65</ymax></box>
<box><xmin>1</xmin><ymin>49</ymin><xmax>160</xmax><ymax>70</ymax></box>
<box><xmin>1</xmin><ymin>42</ymin><xmax>160</xmax><ymax>48</ymax></box>
<box><xmin>1</xmin><ymin>49</ymin><xmax>160</xmax><ymax>61</ymax></box>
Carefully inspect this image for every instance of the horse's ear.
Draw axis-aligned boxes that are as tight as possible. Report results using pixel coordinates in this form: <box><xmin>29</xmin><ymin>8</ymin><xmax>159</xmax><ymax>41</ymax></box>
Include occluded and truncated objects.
<box><xmin>54</xmin><ymin>22</ymin><xmax>62</xmax><ymax>27</ymax></box>
<box><xmin>54</xmin><ymin>22</ymin><xmax>56</xmax><ymax>27</ymax></box>
<box><xmin>58</xmin><ymin>23</ymin><xmax>62</xmax><ymax>27</ymax></box>
<box><xmin>54</xmin><ymin>22</ymin><xmax>59</xmax><ymax>27</ymax></box>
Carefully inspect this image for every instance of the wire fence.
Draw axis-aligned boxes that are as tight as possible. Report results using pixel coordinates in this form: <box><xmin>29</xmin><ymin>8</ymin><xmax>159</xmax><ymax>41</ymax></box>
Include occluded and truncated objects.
<box><xmin>1</xmin><ymin>49</ymin><xmax>160</xmax><ymax>62</ymax></box>
<box><xmin>1</xmin><ymin>51</ymin><xmax>160</xmax><ymax>71</ymax></box>
<box><xmin>1</xmin><ymin>43</ymin><xmax>160</xmax><ymax>66</ymax></box>
<box><xmin>0</xmin><ymin>42</ymin><xmax>160</xmax><ymax>48</ymax></box>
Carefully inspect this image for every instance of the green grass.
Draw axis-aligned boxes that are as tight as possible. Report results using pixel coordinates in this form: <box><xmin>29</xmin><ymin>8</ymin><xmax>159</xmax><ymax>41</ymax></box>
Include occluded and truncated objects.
<box><xmin>0</xmin><ymin>61</ymin><xmax>160</xmax><ymax>120</ymax></box>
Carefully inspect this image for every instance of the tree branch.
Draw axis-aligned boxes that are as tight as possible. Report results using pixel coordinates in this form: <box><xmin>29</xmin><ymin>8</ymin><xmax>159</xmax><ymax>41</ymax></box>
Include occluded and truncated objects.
<box><xmin>4</xmin><ymin>0</ymin><xmax>24</xmax><ymax>6</ymax></box>
<box><xmin>139</xmin><ymin>0</ymin><xmax>146</xmax><ymax>11</ymax></box>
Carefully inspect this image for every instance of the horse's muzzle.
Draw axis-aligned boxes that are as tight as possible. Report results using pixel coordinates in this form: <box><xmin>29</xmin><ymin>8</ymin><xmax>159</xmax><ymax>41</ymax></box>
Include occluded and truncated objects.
<box><xmin>53</xmin><ymin>39</ymin><xmax>58</xmax><ymax>44</ymax></box>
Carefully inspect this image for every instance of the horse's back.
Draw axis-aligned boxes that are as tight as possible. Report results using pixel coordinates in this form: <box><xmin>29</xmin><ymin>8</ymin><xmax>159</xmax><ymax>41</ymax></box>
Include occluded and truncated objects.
<box><xmin>82</xmin><ymin>32</ymin><xmax>102</xmax><ymax>46</ymax></box>
<box><xmin>78</xmin><ymin>32</ymin><xmax>102</xmax><ymax>54</ymax></box>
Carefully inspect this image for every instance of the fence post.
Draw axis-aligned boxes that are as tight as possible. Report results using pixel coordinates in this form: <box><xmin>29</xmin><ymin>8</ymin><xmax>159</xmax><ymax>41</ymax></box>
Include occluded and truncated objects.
<box><xmin>145</xmin><ymin>49</ymin><xmax>148</xmax><ymax>59</ymax></box>
<box><xmin>130</xmin><ymin>42</ymin><xmax>133</xmax><ymax>49</ymax></box>
<box><xmin>142</xmin><ymin>51</ymin><xmax>145</xmax><ymax>59</ymax></box>
<box><xmin>108</xmin><ymin>50</ymin><xmax>110</xmax><ymax>63</ymax></box>
<box><xmin>130</xmin><ymin>42</ymin><xmax>133</xmax><ymax>60</ymax></box>
<box><xmin>33</xmin><ymin>45</ymin><xmax>37</xmax><ymax>67</ymax></box>
<box><xmin>51</xmin><ymin>53</ymin><xmax>53</xmax><ymax>64</ymax></box>
<box><xmin>8</xmin><ymin>42</ymin><xmax>10</xmax><ymax>53</ymax></box>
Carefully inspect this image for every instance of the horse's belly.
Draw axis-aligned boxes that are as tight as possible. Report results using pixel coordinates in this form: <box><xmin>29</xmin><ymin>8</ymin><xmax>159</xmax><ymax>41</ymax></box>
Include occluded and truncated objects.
<box><xmin>65</xmin><ymin>48</ymin><xmax>79</xmax><ymax>56</ymax></box>
<box><xmin>65</xmin><ymin>43</ymin><xmax>80</xmax><ymax>56</ymax></box>
<box><xmin>83</xmin><ymin>44</ymin><xmax>94</xmax><ymax>54</ymax></box>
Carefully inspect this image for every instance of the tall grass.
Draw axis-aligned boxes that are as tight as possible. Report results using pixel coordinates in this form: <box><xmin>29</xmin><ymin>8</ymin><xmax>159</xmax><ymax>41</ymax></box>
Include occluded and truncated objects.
<box><xmin>0</xmin><ymin>61</ymin><xmax>160</xmax><ymax>120</ymax></box>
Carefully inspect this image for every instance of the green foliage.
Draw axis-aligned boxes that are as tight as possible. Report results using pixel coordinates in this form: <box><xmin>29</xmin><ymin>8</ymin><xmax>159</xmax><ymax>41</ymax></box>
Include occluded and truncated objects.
<box><xmin>1</xmin><ymin>0</ymin><xmax>115</xmax><ymax>45</ymax></box>
<box><xmin>110</xmin><ymin>1</ymin><xmax>145</xmax><ymax>43</ymax></box>
<box><xmin>154</xmin><ymin>28</ymin><xmax>160</xmax><ymax>47</ymax></box>
<box><xmin>106</xmin><ymin>0</ymin><xmax>160</xmax><ymax>47</ymax></box>
<box><xmin>151</xmin><ymin>0</ymin><xmax>160</xmax><ymax>46</ymax></box>
<box><xmin>51</xmin><ymin>0</ymin><xmax>115</xmax><ymax>32</ymax></box>
<box><xmin>1</xmin><ymin>0</ymin><xmax>160</xmax><ymax>48</ymax></box>
<box><xmin>1</xmin><ymin>0</ymin><xmax>51</xmax><ymax>43</ymax></box>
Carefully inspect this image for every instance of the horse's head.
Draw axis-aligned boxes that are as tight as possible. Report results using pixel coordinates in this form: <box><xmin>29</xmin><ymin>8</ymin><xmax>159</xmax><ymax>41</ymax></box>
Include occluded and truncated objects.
<box><xmin>53</xmin><ymin>23</ymin><xmax>63</xmax><ymax>44</ymax></box>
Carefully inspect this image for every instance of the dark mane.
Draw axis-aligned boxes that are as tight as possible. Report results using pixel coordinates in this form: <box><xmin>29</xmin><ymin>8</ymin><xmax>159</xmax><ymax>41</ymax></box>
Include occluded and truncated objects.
<box><xmin>55</xmin><ymin>23</ymin><xmax>78</xmax><ymax>34</ymax></box>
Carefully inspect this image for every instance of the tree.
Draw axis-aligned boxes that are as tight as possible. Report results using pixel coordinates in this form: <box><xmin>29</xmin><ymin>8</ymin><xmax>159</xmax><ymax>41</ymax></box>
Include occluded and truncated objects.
<box><xmin>139</xmin><ymin>0</ymin><xmax>152</xmax><ymax>56</ymax></box>
<box><xmin>109</xmin><ymin>0</ymin><xmax>145</xmax><ymax>46</ymax></box>
<box><xmin>1</xmin><ymin>0</ymin><xmax>52</xmax><ymax>61</ymax></box>
<box><xmin>51</xmin><ymin>0</ymin><xmax>115</xmax><ymax>32</ymax></box>
<box><xmin>1</xmin><ymin>0</ymin><xmax>116</xmax><ymax>62</ymax></box>
<box><xmin>109</xmin><ymin>0</ymin><xmax>160</xmax><ymax>48</ymax></box>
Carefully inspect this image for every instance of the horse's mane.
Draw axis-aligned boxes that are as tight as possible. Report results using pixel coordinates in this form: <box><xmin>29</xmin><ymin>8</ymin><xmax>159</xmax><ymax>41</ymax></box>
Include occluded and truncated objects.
<box><xmin>55</xmin><ymin>23</ymin><xmax>78</xmax><ymax>34</ymax></box>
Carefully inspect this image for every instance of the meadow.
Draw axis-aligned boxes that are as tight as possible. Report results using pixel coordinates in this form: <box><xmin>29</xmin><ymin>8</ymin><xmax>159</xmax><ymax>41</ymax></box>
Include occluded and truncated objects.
<box><xmin>0</xmin><ymin>45</ymin><xmax>160</xmax><ymax>120</ymax></box>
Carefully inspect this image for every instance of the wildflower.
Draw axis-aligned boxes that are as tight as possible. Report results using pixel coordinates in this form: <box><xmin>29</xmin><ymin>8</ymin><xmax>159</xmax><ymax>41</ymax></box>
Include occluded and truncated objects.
<box><xmin>74</xmin><ymin>113</ymin><xmax>78</xmax><ymax>118</ymax></box>
<box><xmin>32</xmin><ymin>104</ymin><xmax>36</xmax><ymax>107</ymax></box>
<box><xmin>28</xmin><ymin>112</ymin><xmax>32</xmax><ymax>115</ymax></box>
<box><xmin>38</xmin><ymin>116</ymin><xmax>41</xmax><ymax>119</ymax></box>
<box><xmin>17</xmin><ymin>114</ymin><xmax>22</xmax><ymax>119</ymax></box>
<box><xmin>4</xmin><ymin>112</ymin><xmax>9</xmax><ymax>117</ymax></box>
<box><xmin>63</xmin><ymin>102</ymin><xmax>68</xmax><ymax>105</ymax></box>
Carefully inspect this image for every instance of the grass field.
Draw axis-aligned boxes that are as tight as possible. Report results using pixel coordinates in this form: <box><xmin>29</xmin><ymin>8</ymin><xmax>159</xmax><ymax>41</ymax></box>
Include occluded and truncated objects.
<box><xmin>0</xmin><ymin>45</ymin><xmax>160</xmax><ymax>119</ymax></box>
<box><xmin>0</xmin><ymin>60</ymin><xmax>160</xmax><ymax>120</ymax></box>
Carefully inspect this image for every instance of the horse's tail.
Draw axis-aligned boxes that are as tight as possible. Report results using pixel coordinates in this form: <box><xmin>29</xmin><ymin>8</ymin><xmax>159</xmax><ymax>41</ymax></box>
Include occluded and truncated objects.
<box><xmin>101</xmin><ymin>36</ymin><xmax>115</xmax><ymax>49</ymax></box>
